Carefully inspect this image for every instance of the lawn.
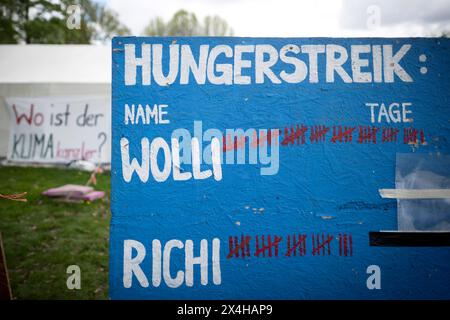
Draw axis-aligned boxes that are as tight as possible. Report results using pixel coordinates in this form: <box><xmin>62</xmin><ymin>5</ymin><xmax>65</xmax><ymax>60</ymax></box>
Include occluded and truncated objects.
<box><xmin>0</xmin><ymin>166</ymin><xmax>110</xmax><ymax>299</ymax></box>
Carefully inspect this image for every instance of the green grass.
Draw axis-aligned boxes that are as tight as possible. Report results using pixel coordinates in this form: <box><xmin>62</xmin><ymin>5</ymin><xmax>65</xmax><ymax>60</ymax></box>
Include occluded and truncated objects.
<box><xmin>0</xmin><ymin>166</ymin><xmax>110</xmax><ymax>299</ymax></box>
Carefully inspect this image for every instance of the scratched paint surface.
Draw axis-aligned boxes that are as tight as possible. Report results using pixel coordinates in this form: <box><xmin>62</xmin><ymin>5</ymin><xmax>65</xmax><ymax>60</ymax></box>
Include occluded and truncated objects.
<box><xmin>110</xmin><ymin>37</ymin><xmax>450</xmax><ymax>299</ymax></box>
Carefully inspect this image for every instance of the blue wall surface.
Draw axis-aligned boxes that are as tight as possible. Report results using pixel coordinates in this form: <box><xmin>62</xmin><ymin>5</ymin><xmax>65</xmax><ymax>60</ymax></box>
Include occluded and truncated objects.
<box><xmin>110</xmin><ymin>37</ymin><xmax>450</xmax><ymax>299</ymax></box>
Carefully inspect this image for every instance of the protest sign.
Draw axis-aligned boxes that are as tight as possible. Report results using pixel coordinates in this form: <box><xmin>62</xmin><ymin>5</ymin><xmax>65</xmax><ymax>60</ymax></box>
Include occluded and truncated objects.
<box><xmin>110</xmin><ymin>37</ymin><xmax>450</xmax><ymax>299</ymax></box>
<box><xmin>5</xmin><ymin>96</ymin><xmax>110</xmax><ymax>164</ymax></box>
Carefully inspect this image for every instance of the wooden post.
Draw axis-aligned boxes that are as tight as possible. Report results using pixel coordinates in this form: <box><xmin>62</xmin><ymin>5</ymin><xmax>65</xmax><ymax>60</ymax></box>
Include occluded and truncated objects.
<box><xmin>0</xmin><ymin>232</ymin><xmax>12</xmax><ymax>300</ymax></box>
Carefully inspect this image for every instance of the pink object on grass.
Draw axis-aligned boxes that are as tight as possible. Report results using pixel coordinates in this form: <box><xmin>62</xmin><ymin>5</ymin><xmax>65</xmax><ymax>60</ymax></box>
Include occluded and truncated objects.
<box><xmin>42</xmin><ymin>184</ymin><xmax>104</xmax><ymax>201</ymax></box>
<box><xmin>82</xmin><ymin>191</ymin><xmax>105</xmax><ymax>201</ymax></box>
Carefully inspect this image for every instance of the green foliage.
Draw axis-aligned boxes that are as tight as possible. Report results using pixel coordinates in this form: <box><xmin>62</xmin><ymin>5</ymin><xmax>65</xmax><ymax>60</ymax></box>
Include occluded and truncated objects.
<box><xmin>97</xmin><ymin>8</ymin><xmax>130</xmax><ymax>41</ymax></box>
<box><xmin>0</xmin><ymin>166</ymin><xmax>110</xmax><ymax>299</ymax></box>
<box><xmin>167</xmin><ymin>9</ymin><xmax>200</xmax><ymax>36</ymax></box>
<box><xmin>0</xmin><ymin>0</ymin><xmax>130</xmax><ymax>44</ymax></box>
<box><xmin>24</xmin><ymin>16</ymin><xmax>92</xmax><ymax>44</ymax></box>
<box><xmin>0</xmin><ymin>0</ymin><xmax>26</xmax><ymax>43</ymax></box>
<box><xmin>203</xmin><ymin>15</ymin><xmax>234</xmax><ymax>36</ymax></box>
<box><xmin>143</xmin><ymin>16</ymin><xmax>166</xmax><ymax>37</ymax></box>
<box><xmin>143</xmin><ymin>9</ymin><xmax>233</xmax><ymax>37</ymax></box>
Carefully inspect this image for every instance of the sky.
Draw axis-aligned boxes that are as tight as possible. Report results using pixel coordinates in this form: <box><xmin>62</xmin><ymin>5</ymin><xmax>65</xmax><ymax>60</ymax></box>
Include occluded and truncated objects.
<box><xmin>101</xmin><ymin>0</ymin><xmax>450</xmax><ymax>37</ymax></box>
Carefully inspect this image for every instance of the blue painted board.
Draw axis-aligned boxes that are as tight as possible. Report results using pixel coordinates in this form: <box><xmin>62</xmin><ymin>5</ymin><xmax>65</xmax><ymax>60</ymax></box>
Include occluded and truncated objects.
<box><xmin>110</xmin><ymin>37</ymin><xmax>450</xmax><ymax>299</ymax></box>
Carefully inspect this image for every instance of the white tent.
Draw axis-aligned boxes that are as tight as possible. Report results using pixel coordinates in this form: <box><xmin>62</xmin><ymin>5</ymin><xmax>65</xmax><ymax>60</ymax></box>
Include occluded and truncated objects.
<box><xmin>0</xmin><ymin>45</ymin><xmax>111</xmax><ymax>161</ymax></box>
